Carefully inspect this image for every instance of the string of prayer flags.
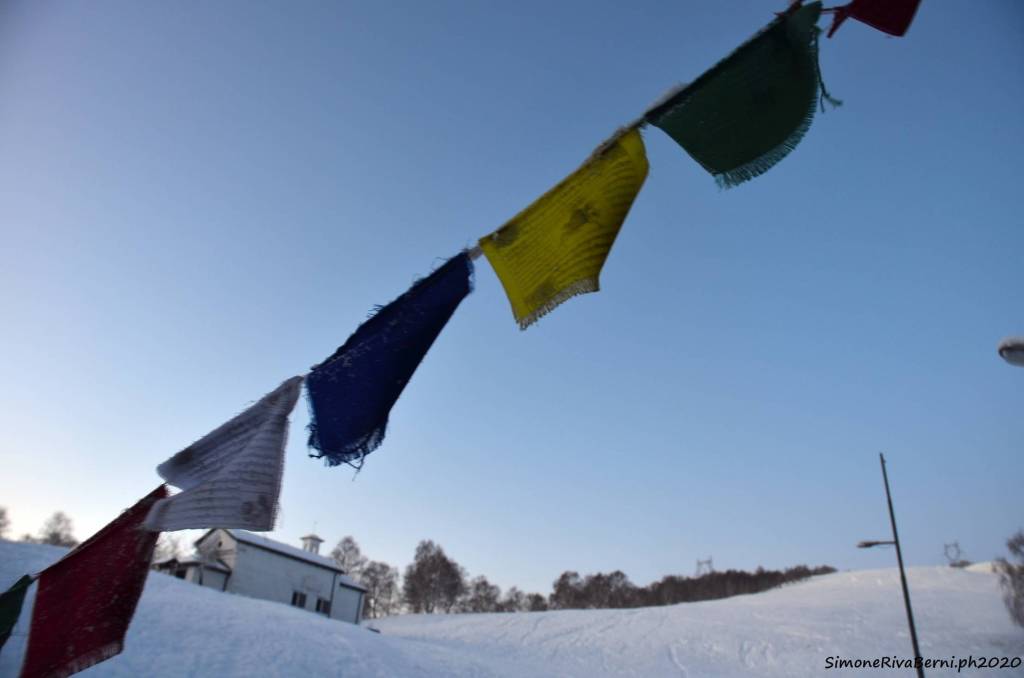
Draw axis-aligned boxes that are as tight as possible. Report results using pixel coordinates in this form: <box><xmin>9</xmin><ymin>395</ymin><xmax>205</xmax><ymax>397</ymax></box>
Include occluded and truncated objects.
<box><xmin>479</xmin><ymin>127</ymin><xmax>649</xmax><ymax>329</ymax></box>
<box><xmin>144</xmin><ymin>376</ymin><xmax>303</xmax><ymax>532</ymax></box>
<box><xmin>827</xmin><ymin>0</ymin><xmax>921</xmax><ymax>39</ymax></box>
<box><xmin>306</xmin><ymin>252</ymin><xmax>474</xmax><ymax>468</ymax></box>
<box><xmin>645</xmin><ymin>1</ymin><xmax>829</xmax><ymax>188</ymax></box>
<box><xmin>0</xmin><ymin>575</ymin><xmax>32</xmax><ymax>652</ymax></box>
<box><xmin>20</xmin><ymin>486</ymin><xmax>166</xmax><ymax>678</ymax></box>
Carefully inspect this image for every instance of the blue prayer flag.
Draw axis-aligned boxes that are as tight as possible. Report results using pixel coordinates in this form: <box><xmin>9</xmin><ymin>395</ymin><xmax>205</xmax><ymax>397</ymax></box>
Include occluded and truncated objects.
<box><xmin>306</xmin><ymin>252</ymin><xmax>474</xmax><ymax>468</ymax></box>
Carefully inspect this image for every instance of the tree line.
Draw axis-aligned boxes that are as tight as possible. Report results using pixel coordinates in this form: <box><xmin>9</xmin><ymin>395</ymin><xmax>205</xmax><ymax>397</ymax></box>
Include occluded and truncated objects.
<box><xmin>0</xmin><ymin>507</ymin><xmax>838</xmax><ymax>620</ymax></box>
<box><xmin>0</xmin><ymin>506</ymin><xmax>79</xmax><ymax>548</ymax></box>
<box><xmin>327</xmin><ymin>535</ymin><xmax>835</xmax><ymax>619</ymax></box>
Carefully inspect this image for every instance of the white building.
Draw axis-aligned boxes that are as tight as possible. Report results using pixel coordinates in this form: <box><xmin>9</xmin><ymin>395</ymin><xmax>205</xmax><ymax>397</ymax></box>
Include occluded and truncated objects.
<box><xmin>157</xmin><ymin>529</ymin><xmax>366</xmax><ymax>625</ymax></box>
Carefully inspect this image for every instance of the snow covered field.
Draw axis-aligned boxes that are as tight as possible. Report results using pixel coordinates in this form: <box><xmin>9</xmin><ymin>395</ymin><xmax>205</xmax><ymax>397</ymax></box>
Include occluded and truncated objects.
<box><xmin>1</xmin><ymin>540</ymin><xmax>1020</xmax><ymax>677</ymax></box>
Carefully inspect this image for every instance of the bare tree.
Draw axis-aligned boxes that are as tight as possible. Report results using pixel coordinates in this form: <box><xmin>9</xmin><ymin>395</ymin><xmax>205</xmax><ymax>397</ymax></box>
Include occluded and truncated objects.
<box><xmin>584</xmin><ymin>570</ymin><xmax>634</xmax><ymax>609</ymax></box>
<box><xmin>995</xmin><ymin>530</ymin><xmax>1024</xmax><ymax>628</ymax></box>
<box><xmin>375</xmin><ymin>567</ymin><xmax>402</xmax><ymax>618</ymax></box>
<box><xmin>549</xmin><ymin>571</ymin><xmax>584</xmax><ymax>609</ymax></box>
<box><xmin>37</xmin><ymin>512</ymin><xmax>78</xmax><ymax>548</ymax></box>
<box><xmin>461</xmin><ymin>576</ymin><xmax>501</xmax><ymax>613</ymax></box>
<box><xmin>153</xmin><ymin>534</ymin><xmax>187</xmax><ymax>564</ymax></box>
<box><xmin>500</xmin><ymin>586</ymin><xmax>526</xmax><ymax>612</ymax></box>
<box><xmin>402</xmin><ymin>540</ymin><xmax>465</xmax><ymax>614</ymax></box>
<box><xmin>361</xmin><ymin>560</ymin><xmax>400</xmax><ymax>619</ymax></box>
<box><xmin>0</xmin><ymin>506</ymin><xmax>9</xmax><ymax>540</ymax></box>
<box><xmin>526</xmin><ymin>593</ymin><xmax>548</xmax><ymax>612</ymax></box>
<box><xmin>331</xmin><ymin>536</ymin><xmax>367</xmax><ymax>579</ymax></box>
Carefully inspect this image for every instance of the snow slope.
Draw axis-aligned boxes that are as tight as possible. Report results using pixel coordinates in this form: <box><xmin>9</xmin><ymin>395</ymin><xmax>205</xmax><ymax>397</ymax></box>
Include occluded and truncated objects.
<box><xmin>1</xmin><ymin>540</ymin><xmax>1020</xmax><ymax>677</ymax></box>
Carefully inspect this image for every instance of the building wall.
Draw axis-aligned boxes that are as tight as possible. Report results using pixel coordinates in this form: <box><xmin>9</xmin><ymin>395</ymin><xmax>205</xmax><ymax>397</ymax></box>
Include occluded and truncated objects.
<box><xmin>199</xmin><ymin>530</ymin><xmax>363</xmax><ymax>624</ymax></box>
<box><xmin>332</xmin><ymin>582</ymin><xmax>364</xmax><ymax>624</ymax></box>
<box><xmin>198</xmin><ymin>529</ymin><xmax>238</xmax><ymax>569</ymax></box>
<box><xmin>175</xmin><ymin>563</ymin><xmax>228</xmax><ymax>590</ymax></box>
<box><xmin>197</xmin><ymin>568</ymin><xmax>228</xmax><ymax>591</ymax></box>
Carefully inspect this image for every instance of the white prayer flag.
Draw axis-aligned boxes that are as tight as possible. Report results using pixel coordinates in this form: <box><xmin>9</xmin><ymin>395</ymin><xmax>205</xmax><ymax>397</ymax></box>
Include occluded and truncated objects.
<box><xmin>144</xmin><ymin>376</ymin><xmax>303</xmax><ymax>532</ymax></box>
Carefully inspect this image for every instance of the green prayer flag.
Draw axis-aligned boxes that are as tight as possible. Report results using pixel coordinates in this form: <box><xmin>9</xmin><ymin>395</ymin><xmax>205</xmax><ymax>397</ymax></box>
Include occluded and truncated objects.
<box><xmin>0</xmin><ymin>574</ymin><xmax>32</xmax><ymax>652</ymax></box>
<box><xmin>645</xmin><ymin>2</ymin><xmax>827</xmax><ymax>188</ymax></box>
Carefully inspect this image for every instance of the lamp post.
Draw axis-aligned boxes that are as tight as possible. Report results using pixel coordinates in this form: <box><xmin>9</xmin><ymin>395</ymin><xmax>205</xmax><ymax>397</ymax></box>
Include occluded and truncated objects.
<box><xmin>858</xmin><ymin>453</ymin><xmax>925</xmax><ymax>678</ymax></box>
<box><xmin>997</xmin><ymin>337</ymin><xmax>1024</xmax><ymax>367</ymax></box>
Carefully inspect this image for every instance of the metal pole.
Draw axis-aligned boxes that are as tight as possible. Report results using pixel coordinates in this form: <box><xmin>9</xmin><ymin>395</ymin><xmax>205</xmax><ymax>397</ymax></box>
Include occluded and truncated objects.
<box><xmin>879</xmin><ymin>453</ymin><xmax>925</xmax><ymax>678</ymax></box>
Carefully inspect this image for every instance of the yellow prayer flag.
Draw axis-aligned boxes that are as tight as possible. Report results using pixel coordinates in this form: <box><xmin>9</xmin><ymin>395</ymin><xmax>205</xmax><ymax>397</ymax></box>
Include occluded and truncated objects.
<box><xmin>479</xmin><ymin>127</ymin><xmax>649</xmax><ymax>330</ymax></box>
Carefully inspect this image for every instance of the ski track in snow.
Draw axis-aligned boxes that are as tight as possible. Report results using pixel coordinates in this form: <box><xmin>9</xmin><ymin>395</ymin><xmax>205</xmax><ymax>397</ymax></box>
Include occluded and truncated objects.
<box><xmin>0</xmin><ymin>541</ymin><xmax>1021</xmax><ymax>677</ymax></box>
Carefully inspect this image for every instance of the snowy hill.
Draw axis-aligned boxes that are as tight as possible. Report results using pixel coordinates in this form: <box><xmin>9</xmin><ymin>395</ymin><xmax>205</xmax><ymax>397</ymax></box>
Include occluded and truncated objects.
<box><xmin>1</xmin><ymin>540</ymin><xmax>1020</xmax><ymax>677</ymax></box>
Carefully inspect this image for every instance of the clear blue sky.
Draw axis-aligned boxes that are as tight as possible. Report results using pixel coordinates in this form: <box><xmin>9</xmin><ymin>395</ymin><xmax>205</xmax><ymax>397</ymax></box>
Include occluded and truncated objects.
<box><xmin>1</xmin><ymin>1</ymin><xmax>1020</xmax><ymax>595</ymax></box>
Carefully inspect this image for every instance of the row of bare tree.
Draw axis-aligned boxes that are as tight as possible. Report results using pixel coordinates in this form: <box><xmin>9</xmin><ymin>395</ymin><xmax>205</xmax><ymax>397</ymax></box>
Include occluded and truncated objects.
<box><xmin>6</xmin><ymin>505</ymin><xmax>1019</xmax><ymax>628</ymax></box>
<box><xmin>0</xmin><ymin>506</ymin><xmax>78</xmax><ymax>548</ymax></box>
<box><xmin>340</xmin><ymin>532</ymin><xmax>1023</xmax><ymax>625</ymax></box>
<box><xmin>327</xmin><ymin>536</ymin><xmax>836</xmax><ymax>619</ymax></box>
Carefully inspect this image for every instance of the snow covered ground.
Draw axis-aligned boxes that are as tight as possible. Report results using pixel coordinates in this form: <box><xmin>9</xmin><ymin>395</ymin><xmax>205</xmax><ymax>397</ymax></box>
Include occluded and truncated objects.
<box><xmin>1</xmin><ymin>540</ymin><xmax>1020</xmax><ymax>677</ymax></box>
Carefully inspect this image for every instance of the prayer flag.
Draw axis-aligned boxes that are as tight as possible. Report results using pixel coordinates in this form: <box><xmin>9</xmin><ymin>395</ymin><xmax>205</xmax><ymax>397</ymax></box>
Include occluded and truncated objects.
<box><xmin>827</xmin><ymin>0</ymin><xmax>921</xmax><ymax>38</ymax></box>
<box><xmin>0</xmin><ymin>575</ymin><xmax>32</xmax><ymax>652</ymax></box>
<box><xmin>306</xmin><ymin>252</ymin><xmax>473</xmax><ymax>468</ymax></box>
<box><xmin>479</xmin><ymin>127</ymin><xmax>648</xmax><ymax>329</ymax></box>
<box><xmin>20</xmin><ymin>486</ymin><xmax>166</xmax><ymax>678</ymax></box>
<box><xmin>144</xmin><ymin>376</ymin><xmax>303</xmax><ymax>532</ymax></box>
<box><xmin>645</xmin><ymin>2</ymin><xmax>826</xmax><ymax>188</ymax></box>
<box><xmin>998</xmin><ymin>337</ymin><xmax>1024</xmax><ymax>367</ymax></box>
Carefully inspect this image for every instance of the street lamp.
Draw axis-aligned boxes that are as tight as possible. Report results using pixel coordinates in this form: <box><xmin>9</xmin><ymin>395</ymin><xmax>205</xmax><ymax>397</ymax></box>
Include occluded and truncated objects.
<box><xmin>858</xmin><ymin>453</ymin><xmax>925</xmax><ymax>678</ymax></box>
<box><xmin>997</xmin><ymin>337</ymin><xmax>1024</xmax><ymax>367</ymax></box>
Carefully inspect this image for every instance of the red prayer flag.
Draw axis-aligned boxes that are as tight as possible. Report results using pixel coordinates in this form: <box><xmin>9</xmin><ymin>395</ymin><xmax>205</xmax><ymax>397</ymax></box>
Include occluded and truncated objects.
<box><xmin>20</xmin><ymin>486</ymin><xmax>167</xmax><ymax>678</ymax></box>
<box><xmin>828</xmin><ymin>0</ymin><xmax>922</xmax><ymax>38</ymax></box>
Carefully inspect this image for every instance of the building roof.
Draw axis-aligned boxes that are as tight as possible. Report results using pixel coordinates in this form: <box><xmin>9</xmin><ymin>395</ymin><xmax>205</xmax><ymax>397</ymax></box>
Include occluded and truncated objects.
<box><xmin>183</xmin><ymin>558</ymin><xmax>232</xmax><ymax>573</ymax></box>
<box><xmin>300</xmin><ymin>533</ymin><xmax>324</xmax><ymax>542</ymax></box>
<box><xmin>196</xmin><ymin>529</ymin><xmax>366</xmax><ymax>591</ymax></box>
<box><xmin>154</xmin><ymin>557</ymin><xmax>231</xmax><ymax>574</ymax></box>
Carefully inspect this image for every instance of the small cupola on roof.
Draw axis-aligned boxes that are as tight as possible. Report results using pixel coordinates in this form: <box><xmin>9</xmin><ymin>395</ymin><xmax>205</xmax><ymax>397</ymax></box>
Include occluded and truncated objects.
<box><xmin>300</xmin><ymin>534</ymin><xmax>324</xmax><ymax>555</ymax></box>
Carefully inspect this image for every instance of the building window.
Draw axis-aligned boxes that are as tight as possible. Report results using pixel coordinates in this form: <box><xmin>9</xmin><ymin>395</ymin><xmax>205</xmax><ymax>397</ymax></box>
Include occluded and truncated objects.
<box><xmin>291</xmin><ymin>591</ymin><xmax>307</xmax><ymax>608</ymax></box>
<box><xmin>315</xmin><ymin>598</ymin><xmax>331</xmax><ymax>616</ymax></box>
